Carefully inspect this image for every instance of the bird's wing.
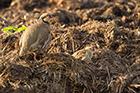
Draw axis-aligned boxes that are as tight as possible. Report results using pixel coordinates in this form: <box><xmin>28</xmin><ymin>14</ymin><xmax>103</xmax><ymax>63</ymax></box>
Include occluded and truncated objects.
<box><xmin>42</xmin><ymin>33</ymin><xmax>52</xmax><ymax>49</ymax></box>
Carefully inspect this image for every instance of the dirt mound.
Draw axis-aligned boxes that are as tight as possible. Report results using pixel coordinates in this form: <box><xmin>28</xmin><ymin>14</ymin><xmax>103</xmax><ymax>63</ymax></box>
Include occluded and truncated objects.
<box><xmin>0</xmin><ymin>0</ymin><xmax>140</xmax><ymax>93</ymax></box>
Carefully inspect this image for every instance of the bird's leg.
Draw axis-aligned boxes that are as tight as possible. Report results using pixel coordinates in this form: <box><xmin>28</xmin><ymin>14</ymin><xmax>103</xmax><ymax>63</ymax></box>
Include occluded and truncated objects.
<box><xmin>29</xmin><ymin>43</ymin><xmax>39</xmax><ymax>61</ymax></box>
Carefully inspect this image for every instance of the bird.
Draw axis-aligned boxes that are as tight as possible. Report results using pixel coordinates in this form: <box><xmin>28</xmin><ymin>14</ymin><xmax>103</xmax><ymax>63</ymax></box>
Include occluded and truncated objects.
<box><xmin>72</xmin><ymin>45</ymin><xmax>94</xmax><ymax>63</ymax></box>
<box><xmin>19</xmin><ymin>13</ymin><xmax>52</xmax><ymax>56</ymax></box>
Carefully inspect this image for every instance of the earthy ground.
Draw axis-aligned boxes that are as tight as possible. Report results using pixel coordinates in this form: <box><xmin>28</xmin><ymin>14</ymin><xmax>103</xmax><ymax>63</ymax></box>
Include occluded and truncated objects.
<box><xmin>0</xmin><ymin>0</ymin><xmax>140</xmax><ymax>93</ymax></box>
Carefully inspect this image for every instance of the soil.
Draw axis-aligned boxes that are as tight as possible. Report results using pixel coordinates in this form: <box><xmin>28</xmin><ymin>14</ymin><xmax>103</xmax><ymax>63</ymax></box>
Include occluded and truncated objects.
<box><xmin>0</xmin><ymin>0</ymin><xmax>140</xmax><ymax>93</ymax></box>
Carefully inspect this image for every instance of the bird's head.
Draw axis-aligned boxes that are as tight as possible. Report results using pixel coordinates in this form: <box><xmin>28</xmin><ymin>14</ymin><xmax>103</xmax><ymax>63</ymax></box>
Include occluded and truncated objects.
<box><xmin>39</xmin><ymin>13</ymin><xmax>50</xmax><ymax>25</ymax></box>
<box><xmin>85</xmin><ymin>42</ymin><xmax>99</xmax><ymax>51</ymax></box>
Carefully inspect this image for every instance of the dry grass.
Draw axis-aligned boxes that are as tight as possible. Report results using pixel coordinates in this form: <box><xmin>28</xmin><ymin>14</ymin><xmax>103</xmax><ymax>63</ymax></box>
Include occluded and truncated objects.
<box><xmin>0</xmin><ymin>0</ymin><xmax>140</xmax><ymax>93</ymax></box>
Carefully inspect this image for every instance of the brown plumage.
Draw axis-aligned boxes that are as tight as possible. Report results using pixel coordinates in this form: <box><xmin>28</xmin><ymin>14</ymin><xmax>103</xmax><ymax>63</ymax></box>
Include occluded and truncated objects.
<box><xmin>19</xmin><ymin>13</ymin><xmax>52</xmax><ymax>56</ymax></box>
<box><xmin>72</xmin><ymin>45</ymin><xmax>93</xmax><ymax>63</ymax></box>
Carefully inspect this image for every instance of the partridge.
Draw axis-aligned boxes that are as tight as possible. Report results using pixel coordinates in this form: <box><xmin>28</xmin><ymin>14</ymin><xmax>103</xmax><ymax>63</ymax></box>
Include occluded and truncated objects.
<box><xmin>72</xmin><ymin>45</ymin><xmax>93</xmax><ymax>63</ymax></box>
<box><xmin>19</xmin><ymin>13</ymin><xmax>52</xmax><ymax>56</ymax></box>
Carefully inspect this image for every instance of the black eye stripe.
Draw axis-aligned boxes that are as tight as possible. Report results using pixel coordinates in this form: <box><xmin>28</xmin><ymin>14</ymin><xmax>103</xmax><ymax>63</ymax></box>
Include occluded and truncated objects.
<box><xmin>42</xmin><ymin>18</ymin><xmax>49</xmax><ymax>24</ymax></box>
